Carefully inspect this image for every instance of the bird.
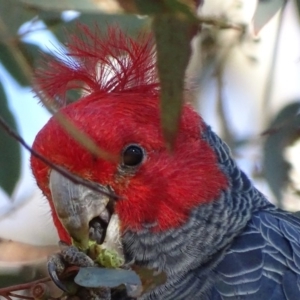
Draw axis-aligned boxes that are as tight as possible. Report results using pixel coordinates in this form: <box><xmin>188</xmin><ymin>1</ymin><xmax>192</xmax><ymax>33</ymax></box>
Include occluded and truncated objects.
<box><xmin>30</xmin><ymin>24</ymin><xmax>300</xmax><ymax>299</ymax></box>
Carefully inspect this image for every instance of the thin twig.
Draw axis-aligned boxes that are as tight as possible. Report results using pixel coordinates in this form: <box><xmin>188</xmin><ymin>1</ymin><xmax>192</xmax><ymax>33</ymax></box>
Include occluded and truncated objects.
<box><xmin>34</xmin><ymin>90</ymin><xmax>119</xmax><ymax>164</ymax></box>
<box><xmin>0</xmin><ymin>277</ymin><xmax>50</xmax><ymax>294</ymax></box>
<box><xmin>0</xmin><ymin>115</ymin><xmax>119</xmax><ymax>200</ymax></box>
<box><xmin>8</xmin><ymin>293</ymin><xmax>34</xmax><ymax>300</ymax></box>
<box><xmin>197</xmin><ymin>15</ymin><xmax>245</xmax><ymax>31</ymax></box>
<box><xmin>54</xmin><ymin>111</ymin><xmax>119</xmax><ymax>163</ymax></box>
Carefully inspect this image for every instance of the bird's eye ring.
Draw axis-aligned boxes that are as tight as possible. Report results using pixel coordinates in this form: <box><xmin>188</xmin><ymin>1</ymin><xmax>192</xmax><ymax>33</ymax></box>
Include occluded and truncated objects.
<box><xmin>122</xmin><ymin>144</ymin><xmax>145</xmax><ymax>167</ymax></box>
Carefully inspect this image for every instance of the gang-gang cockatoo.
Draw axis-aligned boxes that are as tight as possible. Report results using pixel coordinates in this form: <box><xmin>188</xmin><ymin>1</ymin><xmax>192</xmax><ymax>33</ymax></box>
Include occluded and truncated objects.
<box><xmin>31</xmin><ymin>25</ymin><xmax>300</xmax><ymax>299</ymax></box>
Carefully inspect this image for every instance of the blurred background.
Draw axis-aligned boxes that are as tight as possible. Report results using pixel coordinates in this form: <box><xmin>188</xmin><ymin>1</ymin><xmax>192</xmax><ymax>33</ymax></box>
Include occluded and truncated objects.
<box><xmin>1</xmin><ymin>0</ymin><xmax>300</xmax><ymax>297</ymax></box>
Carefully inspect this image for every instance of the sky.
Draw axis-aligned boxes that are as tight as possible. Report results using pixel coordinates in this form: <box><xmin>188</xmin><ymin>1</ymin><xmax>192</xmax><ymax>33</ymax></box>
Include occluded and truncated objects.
<box><xmin>0</xmin><ymin>25</ymin><xmax>59</xmax><ymax>245</ymax></box>
<box><xmin>0</xmin><ymin>13</ymin><xmax>80</xmax><ymax>204</ymax></box>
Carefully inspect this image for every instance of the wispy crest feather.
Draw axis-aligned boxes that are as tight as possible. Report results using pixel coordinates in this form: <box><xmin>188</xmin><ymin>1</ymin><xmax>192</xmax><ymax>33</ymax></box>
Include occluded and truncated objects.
<box><xmin>34</xmin><ymin>24</ymin><xmax>158</xmax><ymax>107</ymax></box>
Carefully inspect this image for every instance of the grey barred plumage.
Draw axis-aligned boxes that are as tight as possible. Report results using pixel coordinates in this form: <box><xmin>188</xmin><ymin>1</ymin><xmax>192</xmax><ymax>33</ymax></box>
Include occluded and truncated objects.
<box><xmin>122</xmin><ymin>124</ymin><xmax>300</xmax><ymax>299</ymax></box>
<box><xmin>212</xmin><ymin>211</ymin><xmax>300</xmax><ymax>299</ymax></box>
<box><xmin>30</xmin><ymin>24</ymin><xmax>300</xmax><ymax>300</ymax></box>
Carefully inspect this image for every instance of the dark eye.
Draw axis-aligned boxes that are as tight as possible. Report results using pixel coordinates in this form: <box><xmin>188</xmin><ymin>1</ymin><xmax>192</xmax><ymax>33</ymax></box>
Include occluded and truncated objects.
<box><xmin>122</xmin><ymin>144</ymin><xmax>145</xmax><ymax>167</ymax></box>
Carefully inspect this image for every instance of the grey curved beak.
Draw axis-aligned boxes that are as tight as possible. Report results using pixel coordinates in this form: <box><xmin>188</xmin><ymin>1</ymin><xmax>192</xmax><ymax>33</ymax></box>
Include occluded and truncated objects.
<box><xmin>49</xmin><ymin>170</ymin><xmax>111</xmax><ymax>250</ymax></box>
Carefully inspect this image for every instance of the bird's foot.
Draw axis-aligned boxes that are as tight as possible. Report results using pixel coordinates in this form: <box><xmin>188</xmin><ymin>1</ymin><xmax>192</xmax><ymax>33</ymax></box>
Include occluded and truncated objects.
<box><xmin>48</xmin><ymin>241</ymin><xmax>111</xmax><ymax>299</ymax></box>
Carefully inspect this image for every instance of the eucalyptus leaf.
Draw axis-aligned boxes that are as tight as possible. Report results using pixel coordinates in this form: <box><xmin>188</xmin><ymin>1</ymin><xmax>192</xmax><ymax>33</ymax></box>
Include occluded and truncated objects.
<box><xmin>0</xmin><ymin>0</ymin><xmax>40</xmax><ymax>86</ymax></box>
<box><xmin>18</xmin><ymin>0</ymin><xmax>122</xmax><ymax>13</ymax></box>
<box><xmin>122</xmin><ymin>0</ymin><xmax>198</xmax><ymax>17</ymax></box>
<box><xmin>0</xmin><ymin>82</ymin><xmax>21</xmax><ymax>195</ymax></box>
<box><xmin>153</xmin><ymin>14</ymin><xmax>197</xmax><ymax>150</ymax></box>
<box><xmin>0</xmin><ymin>273</ymin><xmax>28</xmax><ymax>288</ymax></box>
<box><xmin>37</xmin><ymin>10</ymin><xmax>64</xmax><ymax>28</ymax></box>
<box><xmin>18</xmin><ymin>41</ymin><xmax>44</xmax><ymax>68</ymax></box>
<box><xmin>253</xmin><ymin>0</ymin><xmax>286</xmax><ymax>34</ymax></box>
<box><xmin>75</xmin><ymin>267</ymin><xmax>141</xmax><ymax>288</ymax></box>
<box><xmin>0</xmin><ymin>41</ymin><xmax>43</xmax><ymax>86</ymax></box>
<box><xmin>50</xmin><ymin>13</ymin><xmax>149</xmax><ymax>44</ymax></box>
<box><xmin>0</xmin><ymin>42</ymin><xmax>31</xmax><ymax>86</ymax></box>
<box><xmin>134</xmin><ymin>0</ymin><xmax>165</xmax><ymax>14</ymax></box>
<box><xmin>263</xmin><ymin>101</ymin><xmax>300</xmax><ymax>208</ymax></box>
<box><xmin>0</xmin><ymin>0</ymin><xmax>36</xmax><ymax>36</ymax></box>
<box><xmin>0</xmin><ymin>265</ymin><xmax>37</xmax><ymax>288</ymax></box>
<box><xmin>297</xmin><ymin>0</ymin><xmax>300</xmax><ymax>17</ymax></box>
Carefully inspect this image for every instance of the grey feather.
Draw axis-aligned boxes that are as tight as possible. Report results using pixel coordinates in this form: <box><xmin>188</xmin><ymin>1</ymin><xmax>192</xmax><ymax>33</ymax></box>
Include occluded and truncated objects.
<box><xmin>121</xmin><ymin>125</ymin><xmax>300</xmax><ymax>300</ymax></box>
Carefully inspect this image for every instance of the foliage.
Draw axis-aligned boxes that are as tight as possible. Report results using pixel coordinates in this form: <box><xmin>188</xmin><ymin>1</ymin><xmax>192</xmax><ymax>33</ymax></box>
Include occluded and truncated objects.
<box><xmin>0</xmin><ymin>0</ymin><xmax>298</xmax><ymax>298</ymax></box>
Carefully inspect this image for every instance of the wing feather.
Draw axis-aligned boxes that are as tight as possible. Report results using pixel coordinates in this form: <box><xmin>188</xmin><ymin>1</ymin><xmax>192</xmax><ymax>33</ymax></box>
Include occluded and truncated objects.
<box><xmin>212</xmin><ymin>211</ymin><xmax>300</xmax><ymax>299</ymax></box>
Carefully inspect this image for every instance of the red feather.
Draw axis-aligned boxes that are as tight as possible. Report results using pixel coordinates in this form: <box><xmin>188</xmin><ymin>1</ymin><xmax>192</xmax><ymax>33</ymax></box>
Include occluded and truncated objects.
<box><xmin>32</xmin><ymin>25</ymin><xmax>228</xmax><ymax>239</ymax></box>
<box><xmin>34</xmin><ymin>24</ymin><xmax>158</xmax><ymax>107</ymax></box>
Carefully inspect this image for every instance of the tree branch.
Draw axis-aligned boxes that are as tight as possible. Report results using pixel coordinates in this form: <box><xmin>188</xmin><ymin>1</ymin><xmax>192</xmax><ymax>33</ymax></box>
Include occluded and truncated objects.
<box><xmin>0</xmin><ymin>115</ymin><xmax>119</xmax><ymax>200</ymax></box>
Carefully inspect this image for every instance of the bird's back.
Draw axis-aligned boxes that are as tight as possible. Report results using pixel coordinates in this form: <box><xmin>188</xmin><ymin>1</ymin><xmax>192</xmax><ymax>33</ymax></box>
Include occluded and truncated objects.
<box><xmin>211</xmin><ymin>210</ymin><xmax>300</xmax><ymax>299</ymax></box>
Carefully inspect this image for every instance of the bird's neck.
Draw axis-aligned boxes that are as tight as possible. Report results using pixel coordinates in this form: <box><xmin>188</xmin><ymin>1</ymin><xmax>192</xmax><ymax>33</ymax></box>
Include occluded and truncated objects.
<box><xmin>122</xmin><ymin>128</ymin><xmax>274</xmax><ymax>299</ymax></box>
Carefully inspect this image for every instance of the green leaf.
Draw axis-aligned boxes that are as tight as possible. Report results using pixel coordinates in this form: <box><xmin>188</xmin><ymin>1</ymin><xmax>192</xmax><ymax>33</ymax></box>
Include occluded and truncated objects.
<box><xmin>0</xmin><ymin>82</ymin><xmax>21</xmax><ymax>196</ymax></box>
<box><xmin>0</xmin><ymin>273</ymin><xmax>28</xmax><ymax>288</ymax></box>
<box><xmin>134</xmin><ymin>0</ymin><xmax>165</xmax><ymax>14</ymax></box>
<box><xmin>152</xmin><ymin>14</ymin><xmax>197</xmax><ymax>150</ymax></box>
<box><xmin>38</xmin><ymin>10</ymin><xmax>64</xmax><ymax>27</ymax></box>
<box><xmin>123</xmin><ymin>0</ymin><xmax>198</xmax><ymax>19</ymax></box>
<box><xmin>263</xmin><ymin>101</ymin><xmax>300</xmax><ymax>208</ymax></box>
<box><xmin>253</xmin><ymin>0</ymin><xmax>286</xmax><ymax>34</ymax></box>
<box><xmin>18</xmin><ymin>0</ymin><xmax>122</xmax><ymax>13</ymax></box>
<box><xmin>0</xmin><ymin>41</ymin><xmax>42</xmax><ymax>86</ymax></box>
<box><xmin>0</xmin><ymin>0</ymin><xmax>37</xmax><ymax>36</ymax></box>
<box><xmin>0</xmin><ymin>265</ymin><xmax>40</xmax><ymax>288</ymax></box>
<box><xmin>297</xmin><ymin>0</ymin><xmax>300</xmax><ymax>17</ymax></box>
<box><xmin>0</xmin><ymin>0</ymin><xmax>42</xmax><ymax>86</ymax></box>
<box><xmin>50</xmin><ymin>13</ymin><xmax>148</xmax><ymax>44</ymax></box>
<box><xmin>18</xmin><ymin>41</ymin><xmax>43</xmax><ymax>68</ymax></box>
<box><xmin>0</xmin><ymin>42</ymin><xmax>30</xmax><ymax>86</ymax></box>
<box><xmin>0</xmin><ymin>0</ymin><xmax>41</xmax><ymax>86</ymax></box>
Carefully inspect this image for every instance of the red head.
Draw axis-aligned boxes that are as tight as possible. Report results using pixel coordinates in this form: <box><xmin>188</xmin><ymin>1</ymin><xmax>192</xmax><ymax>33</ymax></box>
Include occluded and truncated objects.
<box><xmin>31</xmin><ymin>25</ymin><xmax>228</xmax><ymax>242</ymax></box>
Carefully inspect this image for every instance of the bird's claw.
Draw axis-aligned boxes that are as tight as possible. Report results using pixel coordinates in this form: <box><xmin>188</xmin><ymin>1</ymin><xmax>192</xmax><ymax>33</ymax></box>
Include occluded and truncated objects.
<box><xmin>60</xmin><ymin>244</ymin><xmax>94</xmax><ymax>267</ymax></box>
<box><xmin>48</xmin><ymin>252</ymin><xmax>69</xmax><ymax>292</ymax></box>
<box><xmin>47</xmin><ymin>242</ymin><xmax>94</xmax><ymax>294</ymax></box>
<box><xmin>48</xmin><ymin>242</ymin><xmax>135</xmax><ymax>299</ymax></box>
